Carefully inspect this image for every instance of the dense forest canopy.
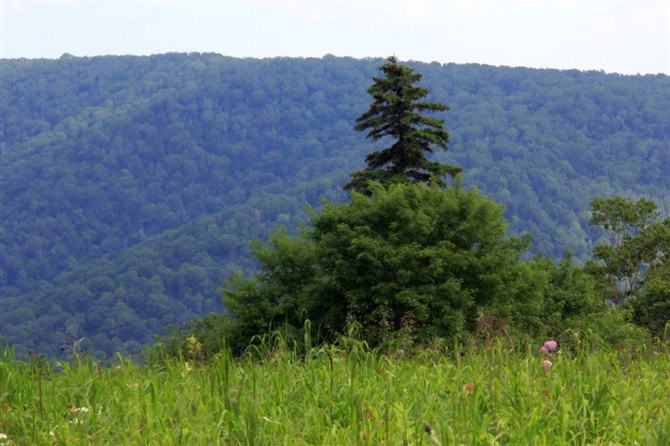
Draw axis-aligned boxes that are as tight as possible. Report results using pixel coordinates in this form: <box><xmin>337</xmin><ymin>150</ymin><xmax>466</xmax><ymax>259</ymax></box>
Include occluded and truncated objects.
<box><xmin>1</xmin><ymin>53</ymin><xmax>669</xmax><ymax>357</ymax></box>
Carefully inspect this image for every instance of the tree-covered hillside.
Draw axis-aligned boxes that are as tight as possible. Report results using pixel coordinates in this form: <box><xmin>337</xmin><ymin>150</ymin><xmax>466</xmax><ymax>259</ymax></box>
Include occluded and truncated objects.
<box><xmin>1</xmin><ymin>54</ymin><xmax>668</xmax><ymax>357</ymax></box>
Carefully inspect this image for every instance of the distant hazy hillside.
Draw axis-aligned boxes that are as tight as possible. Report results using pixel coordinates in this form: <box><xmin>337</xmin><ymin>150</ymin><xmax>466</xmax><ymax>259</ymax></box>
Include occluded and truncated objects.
<box><xmin>2</xmin><ymin>54</ymin><xmax>668</xmax><ymax>357</ymax></box>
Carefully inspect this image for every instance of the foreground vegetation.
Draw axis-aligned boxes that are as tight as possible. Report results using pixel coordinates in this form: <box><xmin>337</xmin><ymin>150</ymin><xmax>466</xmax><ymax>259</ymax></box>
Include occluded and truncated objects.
<box><xmin>1</xmin><ymin>336</ymin><xmax>668</xmax><ymax>445</ymax></box>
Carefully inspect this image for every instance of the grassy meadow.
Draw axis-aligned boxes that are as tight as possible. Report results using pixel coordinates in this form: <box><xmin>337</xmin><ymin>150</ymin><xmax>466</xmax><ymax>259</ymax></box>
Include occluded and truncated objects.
<box><xmin>0</xmin><ymin>337</ymin><xmax>668</xmax><ymax>445</ymax></box>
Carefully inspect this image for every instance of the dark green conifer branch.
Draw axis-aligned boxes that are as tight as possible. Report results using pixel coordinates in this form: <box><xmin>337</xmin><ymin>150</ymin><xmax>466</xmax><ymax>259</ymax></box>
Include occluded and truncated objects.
<box><xmin>345</xmin><ymin>56</ymin><xmax>462</xmax><ymax>194</ymax></box>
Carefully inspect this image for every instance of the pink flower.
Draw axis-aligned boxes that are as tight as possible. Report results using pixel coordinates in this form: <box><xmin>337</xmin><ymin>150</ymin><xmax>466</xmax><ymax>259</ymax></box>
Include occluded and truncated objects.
<box><xmin>114</xmin><ymin>365</ymin><xmax>123</xmax><ymax>373</ymax></box>
<box><xmin>652</xmin><ymin>351</ymin><xmax>659</xmax><ymax>356</ymax></box>
<box><xmin>542</xmin><ymin>360</ymin><xmax>553</xmax><ymax>370</ymax></box>
<box><xmin>543</xmin><ymin>340</ymin><xmax>558</xmax><ymax>351</ymax></box>
<box><xmin>539</xmin><ymin>346</ymin><xmax>548</xmax><ymax>354</ymax></box>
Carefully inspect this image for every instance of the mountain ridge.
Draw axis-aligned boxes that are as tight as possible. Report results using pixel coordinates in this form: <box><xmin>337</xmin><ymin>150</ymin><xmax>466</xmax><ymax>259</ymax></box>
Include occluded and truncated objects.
<box><xmin>2</xmin><ymin>53</ymin><xmax>669</xmax><ymax>357</ymax></box>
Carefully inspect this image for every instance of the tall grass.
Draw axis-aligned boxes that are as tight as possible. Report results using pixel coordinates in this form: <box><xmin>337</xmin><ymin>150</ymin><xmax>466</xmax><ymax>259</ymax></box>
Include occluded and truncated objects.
<box><xmin>0</xmin><ymin>337</ymin><xmax>668</xmax><ymax>445</ymax></box>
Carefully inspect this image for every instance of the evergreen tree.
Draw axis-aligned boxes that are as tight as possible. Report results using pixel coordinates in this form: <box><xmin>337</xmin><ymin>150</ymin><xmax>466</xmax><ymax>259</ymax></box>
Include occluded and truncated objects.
<box><xmin>345</xmin><ymin>56</ymin><xmax>462</xmax><ymax>193</ymax></box>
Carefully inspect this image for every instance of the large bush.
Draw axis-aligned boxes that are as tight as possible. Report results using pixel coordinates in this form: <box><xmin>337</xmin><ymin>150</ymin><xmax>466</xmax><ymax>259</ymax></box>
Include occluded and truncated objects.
<box><xmin>634</xmin><ymin>259</ymin><xmax>670</xmax><ymax>337</ymax></box>
<box><xmin>214</xmin><ymin>183</ymin><xmax>530</xmax><ymax>351</ymax></box>
<box><xmin>311</xmin><ymin>183</ymin><xmax>528</xmax><ymax>342</ymax></box>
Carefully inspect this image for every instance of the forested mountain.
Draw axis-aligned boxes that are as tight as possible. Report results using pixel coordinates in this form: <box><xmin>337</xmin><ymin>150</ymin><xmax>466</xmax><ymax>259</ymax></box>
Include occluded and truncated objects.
<box><xmin>2</xmin><ymin>53</ymin><xmax>669</xmax><ymax>357</ymax></box>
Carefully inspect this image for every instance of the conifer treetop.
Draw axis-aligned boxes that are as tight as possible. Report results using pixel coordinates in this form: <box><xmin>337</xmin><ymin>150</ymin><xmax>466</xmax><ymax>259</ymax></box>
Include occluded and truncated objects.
<box><xmin>345</xmin><ymin>56</ymin><xmax>462</xmax><ymax>193</ymax></box>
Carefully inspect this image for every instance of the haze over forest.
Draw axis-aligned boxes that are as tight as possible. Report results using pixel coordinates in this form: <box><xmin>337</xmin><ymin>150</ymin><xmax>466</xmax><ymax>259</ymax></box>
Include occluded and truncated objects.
<box><xmin>2</xmin><ymin>53</ymin><xmax>669</xmax><ymax>357</ymax></box>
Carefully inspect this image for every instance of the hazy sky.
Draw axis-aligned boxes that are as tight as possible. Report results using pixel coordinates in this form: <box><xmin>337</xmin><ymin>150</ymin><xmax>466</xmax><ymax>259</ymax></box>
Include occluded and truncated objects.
<box><xmin>2</xmin><ymin>1</ymin><xmax>669</xmax><ymax>75</ymax></box>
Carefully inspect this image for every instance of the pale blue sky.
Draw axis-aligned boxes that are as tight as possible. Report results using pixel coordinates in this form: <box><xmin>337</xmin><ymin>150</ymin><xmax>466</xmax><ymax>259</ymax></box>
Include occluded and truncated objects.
<box><xmin>2</xmin><ymin>1</ymin><xmax>668</xmax><ymax>75</ymax></box>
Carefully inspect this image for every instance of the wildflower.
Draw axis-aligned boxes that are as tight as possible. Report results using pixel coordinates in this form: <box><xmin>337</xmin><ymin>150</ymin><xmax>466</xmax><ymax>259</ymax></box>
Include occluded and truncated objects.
<box><xmin>561</xmin><ymin>386</ymin><xmax>566</xmax><ymax>392</ymax></box>
<box><xmin>542</xmin><ymin>360</ymin><xmax>553</xmax><ymax>370</ymax></box>
<box><xmin>71</xmin><ymin>407</ymin><xmax>89</xmax><ymax>414</ymax></box>
<box><xmin>364</xmin><ymin>410</ymin><xmax>374</xmax><ymax>420</ymax></box>
<box><xmin>539</xmin><ymin>346</ymin><xmax>548</xmax><ymax>354</ymax></box>
<box><xmin>0</xmin><ymin>433</ymin><xmax>7</xmax><ymax>440</ymax></box>
<box><xmin>542</xmin><ymin>340</ymin><xmax>558</xmax><ymax>352</ymax></box>
<box><xmin>652</xmin><ymin>351</ymin><xmax>659</xmax><ymax>356</ymax></box>
<box><xmin>114</xmin><ymin>365</ymin><xmax>123</xmax><ymax>372</ymax></box>
<box><xmin>464</xmin><ymin>383</ymin><xmax>475</xmax><ymax>392</ymax></box>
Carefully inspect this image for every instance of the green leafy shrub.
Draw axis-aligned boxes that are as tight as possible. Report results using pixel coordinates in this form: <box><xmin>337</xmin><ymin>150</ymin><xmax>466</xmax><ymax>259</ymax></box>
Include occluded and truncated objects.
<box><xmin>634</xmin><ymin>259</ymin><xmax>670</xmax><ymax>337</ymax></box>
<box><xmin>206</xmin><ymin>183</ymin><xmax>531</xmax><ymax>352</ymax></box>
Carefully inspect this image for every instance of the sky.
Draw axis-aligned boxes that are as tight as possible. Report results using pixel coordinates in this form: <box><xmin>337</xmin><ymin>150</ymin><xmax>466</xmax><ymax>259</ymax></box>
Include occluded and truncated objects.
<box><xmin>1</xmin><ymin>1</ymin><xmax>669</xmax><ymax>75</ymax></box>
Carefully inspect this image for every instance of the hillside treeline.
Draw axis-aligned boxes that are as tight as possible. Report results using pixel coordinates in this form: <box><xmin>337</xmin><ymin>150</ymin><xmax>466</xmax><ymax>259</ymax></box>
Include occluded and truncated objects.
<box><xmin>1</xmin><ymin>54</ymin><xmax>669</xmax><ymax>357</ymax></box>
